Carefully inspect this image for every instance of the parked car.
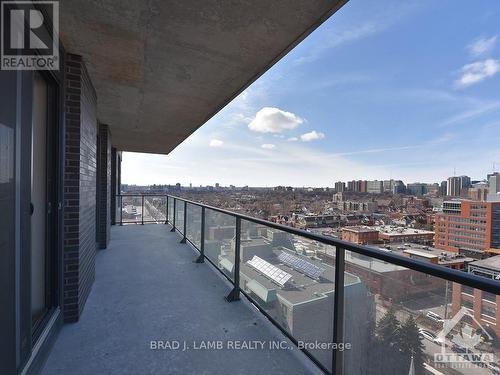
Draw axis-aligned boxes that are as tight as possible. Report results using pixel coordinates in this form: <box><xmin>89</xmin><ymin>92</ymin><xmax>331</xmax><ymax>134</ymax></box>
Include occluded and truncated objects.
<box><xmin>419</xmin><ymin>329</ymin><xmax>445</xmax><ymax>345</ymax></box>
<box><xmin>426</xmin><ymin>311</ymin><xmax>443</xmax><ymax>322</ymax></box>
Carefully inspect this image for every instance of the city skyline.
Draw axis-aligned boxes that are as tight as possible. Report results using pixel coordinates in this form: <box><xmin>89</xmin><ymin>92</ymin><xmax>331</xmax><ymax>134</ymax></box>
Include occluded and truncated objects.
<box><xmin>122</xmin><ymin>0</ymin><xmax>500</xmax><ymax>187</ymax></box>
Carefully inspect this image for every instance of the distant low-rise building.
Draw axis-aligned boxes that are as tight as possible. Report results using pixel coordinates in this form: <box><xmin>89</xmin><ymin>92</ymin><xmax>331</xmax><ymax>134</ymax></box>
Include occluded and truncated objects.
<box><xmin>296</xmin><ymin>214</ymin><xmax>340</xmax><ymax>228</ymax></box>
<box><xmin>341</xmin><ymin>226</ymin><xmax>379</xmax><ymax>245</ymax></box>
<box><xmin>375</xmin><ymin>225</ymin><xmax>434</xmax><ymax>244</ymax></box>
<box><xmin>396</xmin><ymin>244</ymin><xmax>474</xmax><ymax>270</ymax></box>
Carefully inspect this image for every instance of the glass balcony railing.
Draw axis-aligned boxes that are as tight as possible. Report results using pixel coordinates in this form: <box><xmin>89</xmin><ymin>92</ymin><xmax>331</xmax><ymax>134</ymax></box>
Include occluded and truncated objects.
<box><xmin>117</xmin><ymin>194</ymin><xmax>167</xmax><ymax>224</ymax></box>
<box><xmin>117</xmin><ymin>194</ymin><xmax>500</xmax><ymax>375</ymax></box>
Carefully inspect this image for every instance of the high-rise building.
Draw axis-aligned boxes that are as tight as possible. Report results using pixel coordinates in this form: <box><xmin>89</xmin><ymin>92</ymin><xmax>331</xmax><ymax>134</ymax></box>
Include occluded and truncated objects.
<box><xmin>347</xmin><ymin>180</ymin><xmax>367</xmax><ymax>193</ymax></box>
<box><xmin>435</xmin><ymin>200</ymin><xmax>500</xmax><ymax>254</ymax></box>
<box><xmin>407</xmin><ymin>183</ymin><xmax>427</xmax><ymax>197</ymax></box>
<box><xmin>461</xmin><ymin>175</ymin><xmax>472</xmax><ymax>189</ymax></box>
<box><xmin>466</xmin><ymin>181</ymin><xmax>489</xmax><ymax>201</ymax></box>
<box><xmin>334</xmin><ymin>181</ymin><xmax>346</xmax><ymax>193</ymax></box>
<box><xmin>359</xmin><ymin>180</ymin><xmax>367</xmax><ymax>193</ymax></box>
<box><xmin>366</xmin><ymin>180</ymin><xmax>383</xmax><ymax>194</ymax></box>
<box><xmin>383</xmin><ymin>179</ymin><xmax>394</xmax><ymax>193</ymax></box>
<box><xmin>426</xmin><ymin>183</ymin><xmax>440</xmax><ymax>196</ymax></box>
<box><xmin>488</xmin><ymin>173</ymin><xmax>500</xmax><ymax>201</ymax></box>
<box><xmin>440</xmin><ymin>180</ymin><xmax>447</xmax><ymax>196</ymax></box>
<box><xmin>447</xmin><ymin>177</ymin><xmax>460</xmax><ymax>197</ymax></box>
<box><xmin>447</xmin><ymin>175</ymin><xmax>471</xmax><ymax>197</ymax></box>
<box><xmin>392</xmin><ymin>180</ymin><xmax>406</xmax><ymax>194</ymax></box>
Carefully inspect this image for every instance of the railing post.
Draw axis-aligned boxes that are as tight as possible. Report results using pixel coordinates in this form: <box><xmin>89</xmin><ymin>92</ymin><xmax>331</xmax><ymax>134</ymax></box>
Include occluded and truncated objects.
<box><xmin>141</xmin><ymin>195</ymin><xmax>144</xmax><ymax>225</ymax></box>
<box><xmin>225</xmin><ymin>217</ymin><xmax>241</xmax><ymax>302</ymax></box>
<box><xmin>119</xmin><ymin>195</ymin><xmax>123</xmax><ymax>226</ymax></box>
<box><xmin>180</xmin><ymin>200</ymin><xmax>187</xmax><ymax>243</ymax></box>
<box><xmin>164</xmin><ymin>196</ymin><xmax>168</xmax><ymax>224</ymax></box>
<box><xmin>332</xmin><ymin>246</ymin><xmax>345</xmax><ymax>375</ymax></box>
<box><xmin>195</xmin><ymin>206</ymin><xmax>205</xmax><ymax>263</ymax></box>
<box><xmin>170</xmin><ymin>198</ymin><xmax>176</xmax><ymax>232</ymax></box>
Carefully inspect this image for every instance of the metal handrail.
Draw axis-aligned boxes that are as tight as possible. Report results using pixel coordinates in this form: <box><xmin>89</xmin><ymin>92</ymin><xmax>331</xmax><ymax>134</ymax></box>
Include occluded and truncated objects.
<box><xmin>117</xmin><ymin>193</ymin><xmax>499</xmax><ymax>375</ymax></box>
<box><xmin>117</xmin><ymin>193</ymin><xmax>499</xmax><ymax>294</ymax></box>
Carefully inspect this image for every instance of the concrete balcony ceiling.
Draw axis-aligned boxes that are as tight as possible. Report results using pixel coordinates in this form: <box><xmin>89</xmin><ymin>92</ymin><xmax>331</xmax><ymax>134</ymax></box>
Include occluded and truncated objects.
<box><xmin>59</xmin><ymin>0</ymin><xmax>347</xmax><ymax>154</ymax></box>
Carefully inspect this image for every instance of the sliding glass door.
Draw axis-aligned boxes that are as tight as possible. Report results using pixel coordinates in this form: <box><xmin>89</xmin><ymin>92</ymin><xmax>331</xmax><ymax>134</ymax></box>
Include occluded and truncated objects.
<box><xmin>30</xmin><ymin>71</ymin><xmax>59</xmax><ymax>339</ymax></box>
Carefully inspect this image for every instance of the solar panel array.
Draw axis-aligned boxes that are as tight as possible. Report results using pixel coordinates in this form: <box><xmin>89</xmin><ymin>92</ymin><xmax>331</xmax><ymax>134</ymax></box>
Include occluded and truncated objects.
<box><xmin>278</xmin><ymin>252</ymin><xmax>324</xmax><ymax>280</ymax></box>
<box><xmin>247</xmin><ymin>256</ymin><xmax>292</xmax><ymax>287</ymax></box>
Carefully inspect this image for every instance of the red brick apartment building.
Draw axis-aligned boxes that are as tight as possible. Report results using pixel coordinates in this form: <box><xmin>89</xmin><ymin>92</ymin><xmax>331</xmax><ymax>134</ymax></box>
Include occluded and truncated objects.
<box><xmin>341</xmin><ymin>226</ymin><xmax>379</xmax><ymax>244</ymax></box>
<box><xmin>435</xmin><ymin>200</ymin><xmax>500</xmax><ymax>254</ymax></box>
<box><xmin>451</xmin><ymin>256</ymin><xmax>500</xmax><ymax>337</ymax></box>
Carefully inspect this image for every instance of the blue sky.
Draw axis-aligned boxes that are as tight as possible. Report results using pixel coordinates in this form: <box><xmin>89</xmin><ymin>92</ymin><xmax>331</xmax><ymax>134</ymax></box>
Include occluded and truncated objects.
<box><xmin>123</xmin><ymin>0</ymin><xmax>500</xmax><ymax>187</ymax></box>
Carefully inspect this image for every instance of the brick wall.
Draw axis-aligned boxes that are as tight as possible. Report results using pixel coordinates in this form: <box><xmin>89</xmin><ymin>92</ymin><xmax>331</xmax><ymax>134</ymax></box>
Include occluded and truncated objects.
<box><xmin>63</xmin><ymin>53</ymin><xmax>98</xmax><ymax>322</ymax></box>
<box><xmin>97</xmin><ymin>124</ymin><xmax>111</xmax><ymax>249</ymax></box>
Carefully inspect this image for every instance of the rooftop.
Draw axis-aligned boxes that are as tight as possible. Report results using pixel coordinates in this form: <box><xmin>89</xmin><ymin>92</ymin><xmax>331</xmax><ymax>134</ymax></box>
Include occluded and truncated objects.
<box><xmin>341</xmin><ymin>226</ymin><xmax>379</xmax><ymax>233</ymax></box>
<box><xmin>40</xmin><ymin>225</ymin><xmax>320</xmax><ymax>375</ymax></box>
<box><xmin>374</xmin><ymin>226</ymin><xmax>434</xmax><ymax>236</ymax></box>
<box><xmin>469</xmin><ymin>255</ymin><xmax>500</xmax><ymax>272</ymax></box>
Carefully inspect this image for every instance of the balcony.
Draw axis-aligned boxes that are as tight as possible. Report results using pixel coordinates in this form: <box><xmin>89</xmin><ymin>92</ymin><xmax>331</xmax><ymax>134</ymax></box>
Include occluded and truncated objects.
<box><xmin>41</xmin><ymin>223</ymin><xmax>320</xmax><ymax>375</ymax></box>
<box><xmin>41</xmin><ymin>195</ymin><xmax>500</xmax><ymax>375</ymax></box>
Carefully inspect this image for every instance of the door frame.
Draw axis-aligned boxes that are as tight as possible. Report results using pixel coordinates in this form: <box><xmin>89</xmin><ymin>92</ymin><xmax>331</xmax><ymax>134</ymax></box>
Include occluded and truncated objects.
<box><xmin>15</xmin><ymin>5</ymin><xmax>66</xmax><ymax>372</ymax></box>
<box><xmin>29</xmin><ymin>69</ymin><xmax>62</xmax><ymax>342</ymax></box>
<box><xmin>17</xmin><ymin>60</ymin><xmax>65</xmax><ymax>375</ymax></box>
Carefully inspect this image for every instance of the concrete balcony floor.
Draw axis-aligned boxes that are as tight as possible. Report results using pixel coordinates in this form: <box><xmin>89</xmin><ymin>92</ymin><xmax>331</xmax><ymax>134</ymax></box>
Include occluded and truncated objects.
<box><xmin>41</xmin><ymin>224</ymin><xmax>320</xmax><ymax>375</ymax></box>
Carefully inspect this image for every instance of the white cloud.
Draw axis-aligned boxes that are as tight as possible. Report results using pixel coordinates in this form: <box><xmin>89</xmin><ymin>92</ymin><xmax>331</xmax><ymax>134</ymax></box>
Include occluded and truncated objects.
<box><xmin>439</xmin><ymin>100</ymin><xmax>500</xmax><ymax>127</ymax></box>
<box><xmin>467</xmin><ymin>35</ymin><xmax>497</xmax><ymax>57</ymax></box>
<box><xmin>300</xmin><ymin>131</ymin><xmax>325</xmax><ymax>142</ymax></box>
<box><xmin>261</xmin><ymin>144</ymin><xmax>276</xmax><ymax>150</ymax></box>
<box><xmin>209</xmin><ymin>139</ymin><xmax>224</xmax><ymax>147</ymax></box>
<box><xmin>455</xmin><ymin>59</ymin><xmax>500</xmax><ymax>88</ymax></box>
<box><xmin>294</xmin><ymin>23</ymin><xmax>379</xmax><ymax>65</ymax></box>
<box><xmin>292</xmin><ymin>2</ymin><xmax>421</xmax><ymax>65</ymax></box>
<box><xmin>287</xmin><ymin>137</ymin><xmax>298</xmax><ymax>142</ymax></box>
<box><xmin>248</xmin><ymin>107</ymin><xmax>304</xmax><ymax>133</ymax></box>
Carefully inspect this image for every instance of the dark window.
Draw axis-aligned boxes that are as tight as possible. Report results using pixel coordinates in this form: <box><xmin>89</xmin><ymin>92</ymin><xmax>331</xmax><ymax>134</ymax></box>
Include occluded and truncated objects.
<box><xmin>462</xmin><ymin>285</ymin><xmax>474</xmax><ymax>295</ymax></box>
<box><xmin>482</xmin><ymin>304</ymin><xmax>496</xmax><ymax>318</ymax></box>
<box><xmin>483</xmin><ymin>291</ymin><xmax>497</xmax><ymax>303</ymax></box>
<box><xmin>461</xmin><ymin>298</ymin><xmax>473</xmax><ymax>310</ymax></box>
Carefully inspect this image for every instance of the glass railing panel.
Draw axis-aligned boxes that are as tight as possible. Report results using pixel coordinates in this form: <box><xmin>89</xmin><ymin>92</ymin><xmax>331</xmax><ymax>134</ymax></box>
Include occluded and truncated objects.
<box><xmin>204</xmin><ymin>208</ymin><xmax>236</xmax><ymax>281</ymax></box>
<box><xmin>167</xmin><ymin>197</ymin><xmax>174</xmax><ymax>225</ymax></box>
<box><xmin>115</xmin><ymin>195</ymin><xmax>121</xmax><ymax>224</ymax></box>
<box><xmin>341</xmin><ymin>249</ymin><xmax>499</xmax><ymax>375</ymax></box>
<box><xmin>143</xmin><ymin>196</ymin><xmax>167</xmax><ymax>223</ymax></box>
<box><xmin>175</xmin><ymin>199</ymin><xmax>185</xmax><ymax>233</ymax></box>
<box><xmin>239</xmin><ymin>219</ymin><xmax>335</xmax><ymax>373</ymax></box>
<box><xmin>186</xmin><ymin>203</ymin><xmax>202</xmax><ymax>248</ymax></box>
<box><xmin>120</xmin><ymin>195</ymin><xmax>142</xmax><ymax>224</ymax></box>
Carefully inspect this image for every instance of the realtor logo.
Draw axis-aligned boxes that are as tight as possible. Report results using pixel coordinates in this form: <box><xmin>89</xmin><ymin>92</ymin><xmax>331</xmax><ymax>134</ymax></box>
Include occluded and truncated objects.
<box><xmin>434</xmin><ymin>307</ymin><xmax>495</xmax><ymax>369</ymax></box>
<box><xmin>1</xmin><ymin>1</ymin><xmax>59</xmax><ymax>70</ymax></box>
